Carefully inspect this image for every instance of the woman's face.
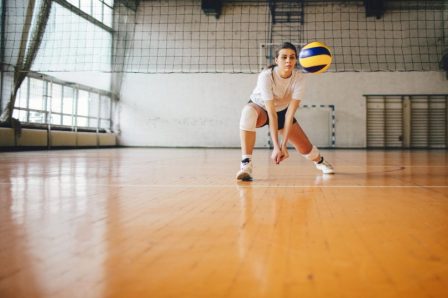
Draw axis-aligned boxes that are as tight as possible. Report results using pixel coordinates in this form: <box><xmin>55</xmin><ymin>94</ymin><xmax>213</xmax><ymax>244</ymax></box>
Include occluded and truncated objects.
<box><xmin>275</xmin><ymin>48</ymin><xmax>297</xmax><ymax>72</ymax></box>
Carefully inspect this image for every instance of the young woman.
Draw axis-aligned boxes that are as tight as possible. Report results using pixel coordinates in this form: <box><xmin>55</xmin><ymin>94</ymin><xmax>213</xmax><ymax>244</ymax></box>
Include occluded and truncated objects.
<box><xmin>236</xmin><ymin>42</ymin><xmax>334</xmax><ymax>181</ymax></box>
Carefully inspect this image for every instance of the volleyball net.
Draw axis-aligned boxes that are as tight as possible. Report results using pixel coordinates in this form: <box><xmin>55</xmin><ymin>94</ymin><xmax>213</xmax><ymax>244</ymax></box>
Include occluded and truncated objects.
<box><xmin>1</xmin><ymin>0</ymin><xmax>447</xmax><ymax>74</ymax></box>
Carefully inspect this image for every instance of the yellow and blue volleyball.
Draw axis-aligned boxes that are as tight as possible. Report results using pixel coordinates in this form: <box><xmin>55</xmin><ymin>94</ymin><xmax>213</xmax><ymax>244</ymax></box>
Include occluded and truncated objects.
<box><xmin>298</xmin><ymin>41</ymin><xmax>332</xmax><ymax>74</ymax></box>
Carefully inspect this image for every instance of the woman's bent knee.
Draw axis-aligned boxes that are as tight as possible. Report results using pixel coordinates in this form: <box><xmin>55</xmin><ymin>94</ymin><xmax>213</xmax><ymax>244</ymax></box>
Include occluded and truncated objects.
<box><xmin>240</xmin><ymin>105</ymin><xmax>258</xmax><ymax>132</ymax></box>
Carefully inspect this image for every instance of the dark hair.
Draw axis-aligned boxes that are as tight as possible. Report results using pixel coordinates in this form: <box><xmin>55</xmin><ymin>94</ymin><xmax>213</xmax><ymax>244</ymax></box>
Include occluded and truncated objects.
<box><xmin>267</xmin><ymin>42</ymin><xmax>298</xmax><ymax>69</ymax></box>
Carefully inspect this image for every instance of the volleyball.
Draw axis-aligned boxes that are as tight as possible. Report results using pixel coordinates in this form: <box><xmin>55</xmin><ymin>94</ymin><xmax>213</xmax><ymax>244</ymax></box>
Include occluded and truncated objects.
<box><xmin>298</xmin><ymin>41</ymin><xmax>332</xmax><ymax>74</ymax></box>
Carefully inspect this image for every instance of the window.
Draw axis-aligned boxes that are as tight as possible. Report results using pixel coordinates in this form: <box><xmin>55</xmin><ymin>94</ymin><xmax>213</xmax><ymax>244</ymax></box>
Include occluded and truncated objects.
<box><xmin>66</xmin><ymin>0</ymin><xmax>113</xmax><ymax>27</ymax></box>
<box><xmin>33</xmin><ymin>2</ymin><xmax>112</xmax><ymax>73</ymax></box>
<box><xmin>13</xmin><ymin>74</ymin><xmax>113</xmax><ymax>131</ymax></box>
<box><xmin>62</xmin><ymin>86</ymin><xmax>75</xmax><ymax>126</ymax></box>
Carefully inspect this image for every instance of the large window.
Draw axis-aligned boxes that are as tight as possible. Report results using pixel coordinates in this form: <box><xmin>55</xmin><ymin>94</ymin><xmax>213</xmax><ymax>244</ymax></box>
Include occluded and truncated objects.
<box><xmin>13</xmin><ymin>74</ymin><xmax>112</xmax><ymax>131</ymax></box>
<box><xmin>11</xmin><ymin>0</ymin><xmax>115</xmax><ymax>129</ymax></box>
<box><xmin>66</xmin><ymin>0</ymin><xmax>113</xmax><ymax>27</ymax></box>
<box><xmin>32</xmin><ymin>1</ymin><xmax>112</xmax><ymax>73</ymax></box>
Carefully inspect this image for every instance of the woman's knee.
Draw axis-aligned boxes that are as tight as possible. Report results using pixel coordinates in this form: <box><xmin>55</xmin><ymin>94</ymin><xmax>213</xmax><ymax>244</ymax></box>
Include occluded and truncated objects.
<box><xmin>240</xmin><ymin>105</ymin><xmax>258</xmax><ymax>132</ymax></box>
<box><xmin>240</xmin><ymin>104</ymin><xmax>267</xmax><ymax>131</ymax></box>
<box><xmin>250</xmin><ymin>104</ymin><xmax>267</xmax><ymax>127</ymax></box>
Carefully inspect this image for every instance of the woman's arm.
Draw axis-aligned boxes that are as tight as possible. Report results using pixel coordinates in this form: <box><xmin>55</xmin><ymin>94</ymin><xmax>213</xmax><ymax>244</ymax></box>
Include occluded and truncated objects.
<box><xmin>278</xmin><ymin>99</ymin><xmax>300</xmax><ymax>162</ymax></box>
<box><xmin>265</xmin><ymin>100</ymin><xmax>282</xmax><ymax>164</ymax></box>
<box><xmin>282</xmin><ymin>99</ymin><xmax>300</xmax><ymax>146</ymax></box>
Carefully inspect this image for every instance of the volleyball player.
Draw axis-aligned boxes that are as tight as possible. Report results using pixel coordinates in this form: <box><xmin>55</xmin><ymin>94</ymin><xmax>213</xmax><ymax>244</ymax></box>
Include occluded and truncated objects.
<box><xmin>236</xmin><ymin>42</ymin><xmax>334</xmax><ymax>181</ymax></box>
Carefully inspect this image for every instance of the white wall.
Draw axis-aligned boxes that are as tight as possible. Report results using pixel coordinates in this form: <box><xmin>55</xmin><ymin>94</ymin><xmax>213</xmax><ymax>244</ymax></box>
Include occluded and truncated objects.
<box><xmin>118</xmin><ymin>71</ymin><xmax>448</xmax><ymax>148</ymax></box>
<box><xmin>119</xmin><ymin>73</ymin><xmax>257</xmax><ymax>147</ymax></box>
<box><xmin>117</xmin><ymin>0</ymin><xmax>448</xmax><ymax>148</ymax></box>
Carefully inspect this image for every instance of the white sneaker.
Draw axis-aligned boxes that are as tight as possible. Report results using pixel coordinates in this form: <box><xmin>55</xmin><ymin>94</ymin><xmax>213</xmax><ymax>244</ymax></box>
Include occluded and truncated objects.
<box><xmin>236</xmin><ymin>159</ymin><xmax>253</xmax><ymax>181</ymax></box>
<box><xmin>315</xmin><ymin>158</ymin><xmax>335</xmax><ymax>174</ymax></box>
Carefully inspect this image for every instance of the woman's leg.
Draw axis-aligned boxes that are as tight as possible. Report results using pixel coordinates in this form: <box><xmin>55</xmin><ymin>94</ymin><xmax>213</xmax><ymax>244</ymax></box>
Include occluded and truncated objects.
<box><xmin>286</xmin><ymin>122</ymin><xmax>335</xmax><ymax>174</ymax></box>
<box><xmin>239</xmin><ymin>103</ymin><xmax>268</xmax><ymax>156</ymax></box>
<box><xmin>285</xmin><ymin>122</ymin><xmax>320</xmax><ymax>161</ymax></box>
<box><xmin>237</xmin><ymin>103</ymin><xmax>268</xmax><ymax>180</ymax></box>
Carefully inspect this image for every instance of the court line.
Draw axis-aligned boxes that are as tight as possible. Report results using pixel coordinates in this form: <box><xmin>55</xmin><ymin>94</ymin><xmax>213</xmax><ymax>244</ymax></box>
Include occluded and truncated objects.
<box><xmin>116</xmin><ymin>184</ymin><xmax>444</xmax><ymax>188</ymax></box>
<box><xmin>1</xmin><ymin>182</ymin><xmax>447</xmax><ymax>188</ymax></box>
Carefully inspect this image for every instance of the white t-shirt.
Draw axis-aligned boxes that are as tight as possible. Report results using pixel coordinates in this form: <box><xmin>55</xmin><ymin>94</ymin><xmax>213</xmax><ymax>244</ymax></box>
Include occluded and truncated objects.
<box><xmin>250</xmin><ymin>67</ymin><xmax>305</xmax><ymax>111</ymax></box>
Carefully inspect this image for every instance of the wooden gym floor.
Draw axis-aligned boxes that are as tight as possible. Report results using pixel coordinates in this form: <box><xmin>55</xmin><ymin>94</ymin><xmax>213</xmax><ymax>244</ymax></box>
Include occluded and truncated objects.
<box><xmin>0</xmin><ymin>148</ymin><xmax>447</xmax><ymax>298</ymax></box>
